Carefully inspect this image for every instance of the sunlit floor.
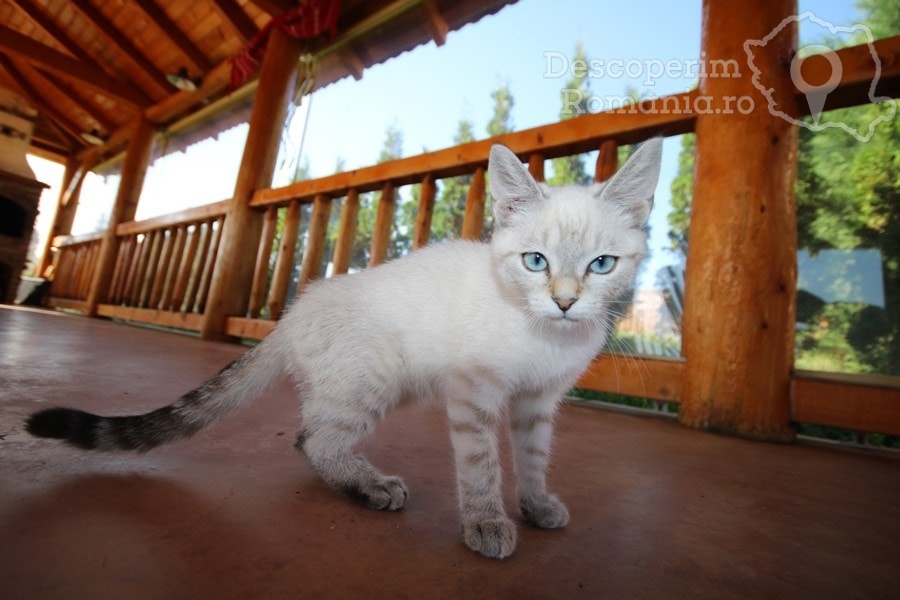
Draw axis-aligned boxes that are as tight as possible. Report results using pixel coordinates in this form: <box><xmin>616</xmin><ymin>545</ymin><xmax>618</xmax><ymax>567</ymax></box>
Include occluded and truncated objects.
<box><xmin>1</xmin><ymin>306</ymin><xmax>898</xmax><ymax>599</ymax></box>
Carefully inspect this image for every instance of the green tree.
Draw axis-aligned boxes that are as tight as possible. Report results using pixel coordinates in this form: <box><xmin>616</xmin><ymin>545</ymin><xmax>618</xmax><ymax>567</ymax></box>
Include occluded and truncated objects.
<box><xmin>549</xmin><ymin>41</ymin><xmax>591</xmax><ymax>186</ymax></box>
<box><xmin>486</xmin><ymin>82</ymin><xmax>514</xmax><ymax>137</ymax></box>
<box><xmin>432</xmin><ymin>118</ymin><xmax>475</xmax><ymax>241</ymax></box>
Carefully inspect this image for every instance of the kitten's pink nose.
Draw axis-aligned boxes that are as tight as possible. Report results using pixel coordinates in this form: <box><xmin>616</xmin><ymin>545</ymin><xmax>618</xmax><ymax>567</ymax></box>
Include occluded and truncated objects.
<box><xmin>554</xmin><ymin>297</ymin><xmax>577</xmax><ymax>312</ymax></box>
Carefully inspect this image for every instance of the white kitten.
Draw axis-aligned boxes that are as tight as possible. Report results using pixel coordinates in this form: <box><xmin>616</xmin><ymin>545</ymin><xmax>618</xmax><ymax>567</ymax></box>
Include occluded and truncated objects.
<box><xmin>27</xmin><ymin>139</ymin><xmax>662</xmax><ymax>559</ymax></box>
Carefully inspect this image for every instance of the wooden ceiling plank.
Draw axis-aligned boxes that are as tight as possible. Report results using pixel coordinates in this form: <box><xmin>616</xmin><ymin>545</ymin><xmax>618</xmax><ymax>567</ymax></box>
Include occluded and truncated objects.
<box><xmin>0</xmin><ymin>23</ymin><xmax>152</xmax><ymax>107</ymax></box>
<box><xmin>247</xmin><ymin>0</ymin><xmax>295</xmax><ymax>18</ymax></box>
<box><xmin>69</xmin><ymin>0</ymin><xmax>175</xmax><ymax>96</ymax></box>
<box><xmin>0</xmin><ymin>55</ymin><xmax>85</xmax><ymax>147</ymax></box>
<box><xmin>213</xmin><ymin>0</ymin><xmax>261</xmax><ymax>43</ymax></box>
<box><xmin>10</xmin><ymin>0</ymin><xmax>95</xmax><ymax>64</ymax></box>
<box><xmin>133</xmin><ymin>0</ymin><xmax>214</xmax><ymax>73</ymax></box>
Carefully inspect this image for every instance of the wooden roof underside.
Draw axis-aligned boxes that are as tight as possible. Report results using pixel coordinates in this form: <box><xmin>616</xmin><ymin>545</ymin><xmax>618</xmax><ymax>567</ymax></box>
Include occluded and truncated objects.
<box><xmin>0</xmin><ymin>0</ymin><xmax>515</xmax><ymax>163</ymax></box>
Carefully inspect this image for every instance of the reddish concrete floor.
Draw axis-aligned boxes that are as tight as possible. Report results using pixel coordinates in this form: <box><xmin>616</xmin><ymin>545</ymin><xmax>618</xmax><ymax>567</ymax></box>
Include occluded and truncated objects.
<box><xmin>1</xmin><ymin>305</ymin><xmax>898</xmax><ymax>599</ymax></box>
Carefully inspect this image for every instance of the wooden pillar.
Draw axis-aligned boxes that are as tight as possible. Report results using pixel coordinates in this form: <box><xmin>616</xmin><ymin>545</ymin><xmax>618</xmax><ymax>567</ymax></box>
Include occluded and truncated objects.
<box><xmin>200</xmin><ymin>27</ymin><xmax>303</xmax><ymax>339</ymax></box>
<box><xmin>85</xmin><ymin>118</ymin><xmax>156</xmax><ymax>316</ymax></box>
<box><xmin>678</xmin><ymin>0</ymin><xmax>799</xmax><ymax>441</ymax></box>
<box><xmin>37</xmin><ymin>154</ymin><xmax>94</xmax><ymax>277</ymax></box>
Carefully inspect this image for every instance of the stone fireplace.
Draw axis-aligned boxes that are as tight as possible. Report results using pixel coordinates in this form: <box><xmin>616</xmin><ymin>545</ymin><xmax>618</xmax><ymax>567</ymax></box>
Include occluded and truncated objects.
<box><xmin>0</xmin><ymin>89</ymin><xmax>46</xmax><ymax>304</ymax></box>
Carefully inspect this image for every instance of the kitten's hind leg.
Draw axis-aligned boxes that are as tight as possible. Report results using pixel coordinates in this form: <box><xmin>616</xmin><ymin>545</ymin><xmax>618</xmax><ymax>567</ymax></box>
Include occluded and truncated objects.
<box><xmin>509</xmin><ymin>389</ymin><xmax>569</xmax><ymax>529</ymax></box>
<box><xmin>295</xmin><ymin>400</ymin><xmax>408</xmax><ymax>511</ymax></box>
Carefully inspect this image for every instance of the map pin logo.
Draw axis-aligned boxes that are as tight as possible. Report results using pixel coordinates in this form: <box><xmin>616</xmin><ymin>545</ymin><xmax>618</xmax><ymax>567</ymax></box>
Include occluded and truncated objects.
<box><xmin>790</xmin><ymin>45</ymin><xmax>842</xmax><ymax>125</ymax></box>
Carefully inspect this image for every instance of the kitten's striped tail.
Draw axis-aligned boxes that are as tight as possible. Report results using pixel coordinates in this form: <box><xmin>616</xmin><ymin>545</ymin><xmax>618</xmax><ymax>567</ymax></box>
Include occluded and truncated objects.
<box><xmin>25</xmin><ymin>342</ymin><xmax>282</xmax><ymax>452</ymax></box>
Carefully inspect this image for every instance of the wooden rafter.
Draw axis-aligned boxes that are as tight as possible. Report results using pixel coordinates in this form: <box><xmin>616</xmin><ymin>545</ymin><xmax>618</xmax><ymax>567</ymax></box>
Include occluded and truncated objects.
<box><xmin>212</xmin><ymin>0</ymin><xmax>260</xmax><ymax>43</ymax></box>
<box><xmin>423</xmin><ymin>0</ymin><xmax>448</xmax><ymax>46</ymax></box>
<box><xmin>0</xmin><ymin>55</ymin><xmax>83</xmax><ymax>147</ymax></box>
<box><xmin>10</xmin><ymin>0</ymin><xmax>96</xmax><ymax>65</ymax></box>
<box><xmin>0</xmin><ymin>24</ymin><xmax>151</xmax><ymax>107</ymax></box>
<box><xmin>133</xmin><ymin>0</ymin><xmax>214</xmax><ymax>73</ymax></box>
<box><xmin>69</xmin><ymin>0</ymin><xmax>175</xmax><ymax>97</ymax></box>
<box><xmin>37</xmin><ymin>71</ymin><xmax>119</xmax><ymax>134</ymax></box>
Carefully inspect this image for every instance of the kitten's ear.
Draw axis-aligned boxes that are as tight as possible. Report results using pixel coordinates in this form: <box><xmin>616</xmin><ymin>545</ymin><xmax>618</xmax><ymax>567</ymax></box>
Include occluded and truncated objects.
<box><xmin>598</xmin><ymin>137</ymin><xmax>663</xmax><ymax>227</ymax></box>
<box><xmin>488</xmin><ymin>144</ymin><xmax>543</xmax><ymax>227</ymax></box>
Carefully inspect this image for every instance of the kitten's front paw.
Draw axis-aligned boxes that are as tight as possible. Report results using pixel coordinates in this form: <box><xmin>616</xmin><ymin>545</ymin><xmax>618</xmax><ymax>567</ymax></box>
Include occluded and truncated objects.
<box><xmin>520</xmin><ymin>493</ymin><xmax>569</xmax><ymax>529</ymax></box>
<box><xmin>356</xmin><ymin>476</ymin><xmax>408</xmax><ymax>511</ymax></box>
<box><xmin>462</xmin><ymin>517</ymin><xmax>517</xmax><ymax>559</ymax></box>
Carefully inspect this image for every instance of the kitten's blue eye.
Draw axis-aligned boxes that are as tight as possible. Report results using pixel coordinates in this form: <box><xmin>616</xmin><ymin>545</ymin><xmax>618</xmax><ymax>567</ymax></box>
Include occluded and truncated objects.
<box><xmin>522</xmin><ymin>252</ymin><xmax>549</xmax><ymax>272</ymax></box>
<box><xmin>589</xmin><ymin>255</ymin><xmax>617</xmax><ymax>274</ymax></box>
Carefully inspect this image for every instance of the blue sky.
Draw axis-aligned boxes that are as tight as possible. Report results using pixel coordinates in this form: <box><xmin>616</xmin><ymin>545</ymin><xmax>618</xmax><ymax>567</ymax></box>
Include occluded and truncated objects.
<box><xmin>29</xmin><ymin>0</ymin><xmax>864</xmax><ymax>286</ymax></box>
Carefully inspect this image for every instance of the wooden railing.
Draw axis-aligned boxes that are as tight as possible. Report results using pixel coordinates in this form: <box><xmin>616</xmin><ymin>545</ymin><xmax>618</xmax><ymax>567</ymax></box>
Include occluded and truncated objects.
<box><xmin>42</xmin><ymin>33</ymin><xmax>900</xmax><ymax>439</ymax></box>
<box><xmin>46</xmin><ymin>231</ymin><xmax>103</xmax><ymax>310</ymax></box>
<box><xmin>48</xmin><ymin>201</ymin><xmax>228</xmax><ymax>331</ymax></box>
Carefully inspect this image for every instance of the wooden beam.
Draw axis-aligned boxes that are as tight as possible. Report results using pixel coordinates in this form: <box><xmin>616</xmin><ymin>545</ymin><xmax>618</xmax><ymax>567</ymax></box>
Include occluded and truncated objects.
<box><xmin>0</xmin><ymin>24</ymin><xmax>150</xmax><ymax>107</ymax></box>
<box><xmin>213</xmin><ymin>0</ymin><xmax>260</xmax><ymax>43</ymax></box>
<box><xmin>70</xmin><ymin>0</ymin><xmax>175</xmax><ymax>96</ymax></box>
<box><xmin>133</xmin><ymin>0</ymin><xmax>214</xmax><ymax>73</ymax></box>
<box><xmin>200</xmin><ymin>27</ymin><xmax>303</xmax><ymax>340</ymax></box>
<box><xmin>678</xmin><ymin>0</ymin><xmax>798</xmax><ymax>442</ymax></box>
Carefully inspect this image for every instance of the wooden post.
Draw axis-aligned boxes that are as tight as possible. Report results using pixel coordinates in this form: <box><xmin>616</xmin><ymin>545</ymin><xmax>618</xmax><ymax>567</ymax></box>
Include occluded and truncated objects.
<box><xmin>594</xmin><ymin>139</ymin><xmax>618</xmax><ymax>183</ymax></box>
<box><xmin>267</xmin><ymin>200</ymin><xmax>302</xmax><ymax>320</ymax></box>
<box><xmin>37</xmin><ymin>155</ymin><xmax>93</xmax><ymax>277</ymax></box>
<box><xmin>331</xmin><ymin>189</ymin><xmax>360</xmax><ymax>275</ymax></box>
<box><xmin>460</xmin><ymin>166</ymin><xmax>486</xmax><ymax>240</ymax></box>
<box><xmin>528</xmin><ymin>153</ymin><xmax>544</xmax><ymax>182</ymax></box>
<box><xmin>368</xmin><ymin>182</ymin><xmax>395</xmax><ymax>267</ymax></box>
<box><xmin>200</xmin><ymin>27</ymin><xmax>303</xmax><ymax>339</ymax></box>
<box><xmin>298</xmin><ymin>194</ymin><xmax>333</xmax><ymax>286</ymax></box>
<box><xmin>412</xmin><ymin>174</ymin><xmax>436</xmax><ymax>249</ymax></box>
<box><xmin>678</xmin><ymin>0</ymin><xmax>799</xmax><ymax>441</ymax></box>
<box><xmin>85</xmin><ymin>117</ymin><xmax>155</xmax><ymax>316</ymax></box>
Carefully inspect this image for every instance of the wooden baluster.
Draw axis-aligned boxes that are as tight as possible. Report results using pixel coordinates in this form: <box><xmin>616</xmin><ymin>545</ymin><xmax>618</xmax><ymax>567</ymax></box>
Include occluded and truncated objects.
<box><xmin>185</xmin><ymin>222</ymin><xmax>213</xmax><ymax>313</ymax></box>
<box><xmin>195</xmin><ymin>217</ymin><xmax>224</xmax><ymax>314</ymax></box>
<box><xmin>594</xmin><ymin>139</ymin><xmax>618</xmax><ymax>183</ymax></box>
<box><xmin>299</xmin><ymin>194</ymin><xmax>333</xmax><ymax>287</ymax></box>
<box><xmin>267</xmin><ymin>201</ymin><xmax>302</xmax><ymax>320</ymax></box>
<box><xmin>369</xmin><ymin>182</ymin><xmax>395</xmax><ymax>266</ymax></box>
<box><xmin>160</xmin><ymin>226</ymin><xmax>187</xmax><ymax>311</ymax></box>
<box><xmin>171</xmin><ymin>224</ymin><xmax>201</xmax><ymax>312</ymax></box>
<box><xmin>331</xmin><ymin>189</ymin><xmax>360</xmax><ymax>275</ymax></box>
<box><xmin>149</xmin><ymin>229</ymin><xmax>175</xmax><ymax>309</ymax></box>
<box><xmin>528</xmin><ymin>154</ymin><xmax>545</xmax><ymax>183</ymax></box>
<box><xmin>108</xmin><ymin>237</ymin><xmax>131</xmax><ymax>304</ymax></box>
<box><xmin>124</xmin><ymin>234</ymin><xmax>148</xmax><ymax>306</ymax></box>
<box><xmin>75</xmin><ymin>246</ymin><xmax>89</xmax><ymax>299</ymax></box>
<box><xmin>138</xmin><ymin>230</ymin><xmax>163</xmax><ymax>308</ymax></box>
<box><xmin>412</xmin><ymin>174</ymin><xmax>436</xmax><ymax>249</ymax></box>
<box><xmin>461</xmin><ymin>166</ymin><xmax>486</xmax><ymax>240</ymax></box>
<box><xmin>248</xmin><ymin>206</ymin><xmax>279</xmax><ymax>318</ymax></box>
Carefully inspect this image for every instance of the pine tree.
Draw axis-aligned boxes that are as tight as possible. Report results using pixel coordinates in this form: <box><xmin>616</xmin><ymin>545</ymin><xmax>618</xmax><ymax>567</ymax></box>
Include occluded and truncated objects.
<box><xmin>549</xmin><ymin>41</ymin><xmax>591</xmax><ymax>186</ymax></box>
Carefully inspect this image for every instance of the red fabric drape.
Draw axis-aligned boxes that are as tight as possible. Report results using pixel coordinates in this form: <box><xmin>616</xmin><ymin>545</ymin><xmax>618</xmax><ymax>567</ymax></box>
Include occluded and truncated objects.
<box><xmin>230</xmin><ymin>0</ymin><xmax>341</xmax><ymax>90</ymax></box>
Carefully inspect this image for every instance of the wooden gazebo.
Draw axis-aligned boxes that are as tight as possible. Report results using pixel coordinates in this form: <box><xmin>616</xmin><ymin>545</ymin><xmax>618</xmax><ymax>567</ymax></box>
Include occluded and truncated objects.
<box><xmin>1</xmin><ymin>0</ymin><xmax>900</xmax><ymax>595</ymax></box>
